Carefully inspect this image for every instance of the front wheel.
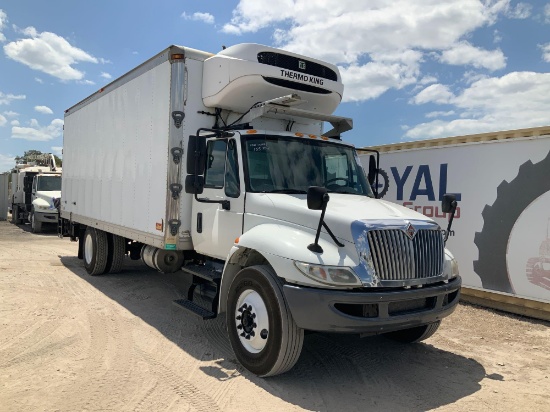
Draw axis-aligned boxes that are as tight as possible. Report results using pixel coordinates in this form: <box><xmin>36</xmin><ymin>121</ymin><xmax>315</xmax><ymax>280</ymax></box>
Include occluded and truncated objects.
<box><xmin>226</xmin><ymin>265</ymin><xmax>304</xmax><ymax>377</ymax></box>
<box><xmin>383</xmin><ymin>321</ymin><xmax>441</xmax><ymax>343</ymax></box>
<box><xmin>30</xmin><ymin>209</ymin><xmax>42</xmax><ymax>233</ymax></box>
<box><xmin>11</xmin><ymin>205</ymin><xmax>18</xmax><ymax>225</ymax></box>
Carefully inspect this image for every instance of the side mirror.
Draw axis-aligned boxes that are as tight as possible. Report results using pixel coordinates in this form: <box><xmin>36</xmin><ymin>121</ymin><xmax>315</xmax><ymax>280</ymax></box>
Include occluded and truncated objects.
<box><xmin>307</xmin><ymin>186</ymin><xmax>329</xmax><ymax>210</ymax></box>
<box><xmin>368</xmin><ymin>154</ymin><xmax>377</xmax><ymax>186</ymax></box>
<box><xmin>442</xmin><ymin>193</ymin><xmax>458</xmax><ymax>244</ymax></box>
<box><xmin>442</xmin><ymin>193</ymin><xmax>457</xmax><ymax>213</ymax></box>
<box><xmin>185</xmin><ymin>175</ymin><xmax>204</xmax><ymax>194</ymax></box>
<box><xmin>186</xmin><ymin>135</ymin><xmax>206</xmax><ymax>175</ymax></box>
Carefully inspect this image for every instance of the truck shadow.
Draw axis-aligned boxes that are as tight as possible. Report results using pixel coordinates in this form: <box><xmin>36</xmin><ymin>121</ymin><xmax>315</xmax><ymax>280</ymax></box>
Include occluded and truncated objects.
<box><xmin>60</xmin><ymin>256</ymin><xmax>486</xmax><ymax>412</ymax></box>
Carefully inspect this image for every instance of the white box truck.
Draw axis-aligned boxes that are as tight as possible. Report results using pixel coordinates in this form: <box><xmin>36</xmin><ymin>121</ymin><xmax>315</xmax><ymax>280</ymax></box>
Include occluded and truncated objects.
<box><xmin>59</xmin><ymin>43</ymin><xmax>461</xmax><ymax>376</ymax></box>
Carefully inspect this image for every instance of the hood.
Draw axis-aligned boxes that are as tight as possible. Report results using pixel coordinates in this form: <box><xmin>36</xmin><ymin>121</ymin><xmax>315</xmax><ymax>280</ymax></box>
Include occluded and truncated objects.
<box><xmin>245</xmin><ymin>193</ymin><xmax>437</xmax><ymax>242</ymax></box>
<box><xmin>33</xmin><ymin>191</ymin><xmax>61</xmax><ymax>210</ymax></box>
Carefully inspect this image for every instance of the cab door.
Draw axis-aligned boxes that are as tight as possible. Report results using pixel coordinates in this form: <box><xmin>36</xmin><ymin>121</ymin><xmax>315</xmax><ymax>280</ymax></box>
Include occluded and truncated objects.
<box><xmin>191</xmin><ymin>137</ymin><xmax>245</xmax><ymax>260</ymax></box>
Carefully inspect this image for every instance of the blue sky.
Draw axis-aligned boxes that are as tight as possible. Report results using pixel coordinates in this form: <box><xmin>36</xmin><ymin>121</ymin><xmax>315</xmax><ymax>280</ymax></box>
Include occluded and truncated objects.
<box><xmin>1</xmin><ymin>0</ymin><xmax>550</xmax><ymax>172</ymax></box>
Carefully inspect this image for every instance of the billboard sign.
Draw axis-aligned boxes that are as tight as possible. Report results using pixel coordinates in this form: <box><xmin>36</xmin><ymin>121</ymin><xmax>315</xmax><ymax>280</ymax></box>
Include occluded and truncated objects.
<box><xmin>360</xmin><ymin>134</ymin><xmax>550</xmax><ymax>304</ymax></box>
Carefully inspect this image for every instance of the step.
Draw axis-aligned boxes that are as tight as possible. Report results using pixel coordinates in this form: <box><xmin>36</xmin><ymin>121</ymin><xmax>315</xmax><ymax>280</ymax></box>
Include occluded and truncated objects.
<box><xmin>173</xmin><ymin>298</ymin><xmax>216</xmax><ymax>320</ymax></box>
<box><xmin>181</xmin><ymin>263</ymin><xmax>222</xmax><ymax>282</ymax></box>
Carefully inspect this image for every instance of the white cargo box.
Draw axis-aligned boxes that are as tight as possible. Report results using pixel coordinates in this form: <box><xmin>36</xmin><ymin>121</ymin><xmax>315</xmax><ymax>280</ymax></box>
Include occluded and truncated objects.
<box><xmin>62</xmin><ymin>46</ymin><xmax>213</xmax><ymax>250</ymax></box>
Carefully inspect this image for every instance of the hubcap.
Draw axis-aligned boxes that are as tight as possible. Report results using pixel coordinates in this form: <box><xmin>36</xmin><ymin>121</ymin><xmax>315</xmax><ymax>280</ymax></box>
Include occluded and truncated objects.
<box><xmin>84</xmin><ymin>233</ymin><xmax>93</xmax><ymax>265</ymax></box>
<box><xmin>235</xmin><ymin>289</ymin><xmax>269</xmax><ymax>353</ymax></box>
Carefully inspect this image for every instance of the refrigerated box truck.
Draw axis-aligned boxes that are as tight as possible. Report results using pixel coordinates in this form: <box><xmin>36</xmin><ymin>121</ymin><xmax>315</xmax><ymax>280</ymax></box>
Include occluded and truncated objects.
<box><xmin>359</xmin><ymin>126</ymin><xmax>550</xmax><ymax>319</ymax></box>
<box><xmin>59</xmin><ymin>43</ymin><xmax>461</xmax><ymax>376</ymax></box>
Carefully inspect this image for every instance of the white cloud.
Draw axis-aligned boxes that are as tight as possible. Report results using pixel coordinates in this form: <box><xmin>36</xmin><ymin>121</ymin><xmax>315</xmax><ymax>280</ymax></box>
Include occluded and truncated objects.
<box><xmin>34</xmin><ymin>105</ymin><xmax>53</xmax><ymax>114</ymax></box>
<box><xmin>0</xmin><ymin>153</ymin><xmax>15</xmax><ymax>172</ymax></box>
<box><xmin>100</xmin><ymin>72</ymin><xmax>112</xmax><ymax>79</ymax></box>
<box><xmin>3</xmin><ymin>27</ymin><xmax>98</xmax><ymax>80</ymax></box>
<box><xmin>545</xmin><ymin>3</ymin><xmax>550</xmax><ymax>24</ymax></box>
<box><xmin>182</xmin><ymin>12</ymin><xmax>215</xmax><ymax>24</ymax></box>
<box><xmin>11</xmin><ymin>118</ymin><xmax>63</xmax><ymax>141</ymax></box>
<box><xmin>34</xmin><ymin>77</ymin><xmax>43</xmax><ymax>84</ymax></box>
<box><xmin>439</xmin><ymin>41</ymin><xmax>506</xmax><ymax>71</ymax></box>
<box><xmin>463</xmin><ymin>70</ymin><xmax>490</xmax><ymax>84</ymax></box>
<box><xmin>0</xmin><ymin>114</ymin><xmax>6</xmax><ymax>126</ymax></box>
<box><xmin>3</xmin><ymin>110</ymin><xmax>19</xmax><ymax>117</ymax></box>
<box><xmin>419</xmin><ymin>75</ymin><xmax>438</xmax><ymax>85</ymax></box>
<box><xmin>77</xmin><ymin>79</ymin><xmax>95</xmax><ymax>85</ymax></box>
<box><xmin>222</xmin><ymin>0</ymin><xmax>511</xmax><ymax>101</ymax></box>
<box><xmin>0</xmin><ymin>91</ymin><xmax>25</xmax><ymax>105</ymax></box>
<box><xmin>51</xmin><ymin>146</ymin><xmax>62</xmax><ymax>156</ymax></box>
<box><xmin>412</xmin><ymin>84</ymin><xmax>455</xmax><ymax>105</ymax></box>
<box><xmin>540</xmin><ymin>43</ymin><xmax>550</xmax><ymax>63</ymax></box>
<box><xmin>341</xmin><ymin>51</ymin><xmax>422</xmax><ymax>102</ymax></box>
<box><xmin>425</xmin><ymin>110</ymin><xmax>456</xmax><ymax>118</ymax></box>
<box><xmin>493</xmin><ymin>29</ymin><xmax>502</xmax><ymax>43</ymax></box>
<box><xmin>506</xmin><ymin>2</ymin><xmax>532</xmax><ymax>19</ymax></box>
<box><xmin>0</xmin><ymin>9</ymin><xmax>7</xmax><ymax>42</ymax></box>
<box><xmin>98</xmin><ymin>58</ymin><xmax>111</xmax><ymax>64</ymax></box>
<box><xmin>10</xmin><ymin>120</ymin><xmax>19</xmax><ymax>126</ymax></box>
<box><xmin>405</xmin><ymin>72</ymin><xmax>550</xmax><ymax>139</ymax></box>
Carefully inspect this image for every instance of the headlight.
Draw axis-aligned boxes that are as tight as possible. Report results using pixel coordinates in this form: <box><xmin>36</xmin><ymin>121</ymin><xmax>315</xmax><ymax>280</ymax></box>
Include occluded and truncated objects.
<box><xmin>37</xmin><ymin>205</ymin><xmax>51</xmax><ymax>210</ymax></box>
<box><xmin>294</xmin><ymin>262</ymin><xmax>361</xmax><ymax>286</ymax></box>
<box><xmin>444</xmin><ymin>249</ymin><xmax>459</xmax><ymax>279</ymax></box>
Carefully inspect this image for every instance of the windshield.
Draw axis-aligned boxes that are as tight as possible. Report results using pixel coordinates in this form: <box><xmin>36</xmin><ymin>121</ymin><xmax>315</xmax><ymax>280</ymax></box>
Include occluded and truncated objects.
<box><xmin>37</xmin><ymin>176</ymin><xmax>61</xmax><ymax>191</ymax></box>
<box><xmin>244</xmin><ymin>135</ymin><xmax>374</xmax><ymax>197</ymax></box>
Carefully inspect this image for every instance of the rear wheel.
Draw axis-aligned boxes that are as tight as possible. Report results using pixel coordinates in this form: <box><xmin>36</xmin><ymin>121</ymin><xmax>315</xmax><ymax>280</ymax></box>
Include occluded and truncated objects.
<box><xmin>383</xmin><ymin>321</ymin><xmax>441</xmax><ymax>343</ymax></box>
<box><xmin>226</xmin><ymin>265</ymin><xmax>304</xmax><ymax>377</ymax></box>
<box><xmin>83</xmin><ymin>227</ymin><xmax>108</xmax><ymax>275</ymax></box>
<box><xmin>106</xmin><ymin>234</ymin><xmax>125</xmax><ymax>273</ymax></box>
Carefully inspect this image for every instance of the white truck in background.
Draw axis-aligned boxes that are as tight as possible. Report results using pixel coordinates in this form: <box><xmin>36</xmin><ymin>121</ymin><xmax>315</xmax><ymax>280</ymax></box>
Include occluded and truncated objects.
<box><xmin>59</xmin><ymin>43</ymin><xmax>461</xmax><ymax>376</ymax></box>
<box><xmin>11</xmin><ymin>153</ymin><xmax>62</xmax><ymax>233</ymax></box>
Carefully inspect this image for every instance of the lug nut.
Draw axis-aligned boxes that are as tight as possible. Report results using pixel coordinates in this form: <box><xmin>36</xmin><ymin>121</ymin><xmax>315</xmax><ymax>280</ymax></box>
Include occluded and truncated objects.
<box><xmin>260</xmin><ymin>329</ymin><xmax>268</xmax><ymax>339</ymax></box>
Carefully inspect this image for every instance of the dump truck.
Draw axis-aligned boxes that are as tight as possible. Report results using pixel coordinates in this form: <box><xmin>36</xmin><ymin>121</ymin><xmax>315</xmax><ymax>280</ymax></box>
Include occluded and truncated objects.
<box><xmin>11</xmin><ymin>153</ymin><xmax>61</xmax><ymax>232</ymax></box>
<box><xmin>59</xmin><ymin>43</ymin><xmax>461</xmax><ymax>376</ymax></box>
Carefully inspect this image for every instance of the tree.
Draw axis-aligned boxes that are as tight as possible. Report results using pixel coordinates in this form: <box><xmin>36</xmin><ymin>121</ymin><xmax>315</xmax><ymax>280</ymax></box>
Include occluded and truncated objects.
<box><xmin>14</xmin><ymin>150</ymin><xmax>62</xmax><ymax>168</ymax></box>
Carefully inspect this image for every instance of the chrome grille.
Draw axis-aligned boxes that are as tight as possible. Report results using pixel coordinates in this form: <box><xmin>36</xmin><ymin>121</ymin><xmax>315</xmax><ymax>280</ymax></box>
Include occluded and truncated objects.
<box><xmin>367</xmin><ymin>229</ymin><xmax>444</xmax><ymax>281</ymax></box>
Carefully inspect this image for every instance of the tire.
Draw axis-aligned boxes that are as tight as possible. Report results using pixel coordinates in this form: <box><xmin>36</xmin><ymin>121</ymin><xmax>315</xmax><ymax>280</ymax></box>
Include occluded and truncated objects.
<box><xmin>105</xmin><ymin>234</ymin><xmax>125</xmax><ymax>273</ymax></box>
<box><xmin>83</xmin><ymin>227</ymin><xmax>109</xmax><ymax>276</ymax></box>
<box><xmin>226</xmin><ymin>265</ymin><xmax>304</xmax><ymax>377</ymax></box>
<box><xmin>383</xmin><ymin>321</ymin><xmax>441</xmax><ymax>343</ymax></box>
<box><xmin>11</xmin><ymin>205</ymin><xmax>18</xmax><ymax>225</ymax></box>
<box><xmin>474</xmin><ymin>149</ymin><xmax>550</xmax><ymax>293</ymax></box>
<box><xmin>30</xmin><ymin>209</ymin><xmax>42</xmax><ymax>233</ymax></box>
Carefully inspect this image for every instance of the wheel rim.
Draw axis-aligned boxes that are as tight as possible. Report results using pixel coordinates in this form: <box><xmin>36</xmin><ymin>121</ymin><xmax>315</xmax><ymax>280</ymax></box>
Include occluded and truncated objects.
<box><xmin>84</xmin><ymin>233</ymin><xmax>93</xmax><ymax>265</ymax></box>
<box><xmin>235</xmin><ymin>289</ymin><xmax>270</xmax><ymax>353</ymax></box>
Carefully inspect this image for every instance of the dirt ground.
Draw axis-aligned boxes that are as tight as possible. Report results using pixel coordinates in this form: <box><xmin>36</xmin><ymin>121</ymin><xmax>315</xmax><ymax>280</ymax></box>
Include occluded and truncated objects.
<box><xmin>0</xmin><ymin>219</ymin><xmax>549</xmax><ymax>412</ymax></box>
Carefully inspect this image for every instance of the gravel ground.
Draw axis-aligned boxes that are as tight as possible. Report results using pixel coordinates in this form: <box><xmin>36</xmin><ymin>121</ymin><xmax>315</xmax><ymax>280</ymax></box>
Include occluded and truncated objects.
<box><xmin>0</xmin><ymin>219</ymin><xmax>549</xmax><ymax>412</ymax></box>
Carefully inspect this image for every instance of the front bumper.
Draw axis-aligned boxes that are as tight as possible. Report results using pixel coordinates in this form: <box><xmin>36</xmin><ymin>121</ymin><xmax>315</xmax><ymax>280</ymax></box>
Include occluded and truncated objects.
<box><xmin>283</xmin><ymin>276</ymin><xmax>461</xmax><ymax>334</ymax></box>
<box><xmin>35</xmin><ymin>211</ymin><xmax>58</xmax><ymax>224</ymax></box>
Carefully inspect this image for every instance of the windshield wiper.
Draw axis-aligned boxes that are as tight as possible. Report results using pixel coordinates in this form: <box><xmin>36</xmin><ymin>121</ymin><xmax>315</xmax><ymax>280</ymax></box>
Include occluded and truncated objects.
<box><xmin>263</xmin><ymin>189</ymin><xmax>307</xmax><ymax>194</ymax></box>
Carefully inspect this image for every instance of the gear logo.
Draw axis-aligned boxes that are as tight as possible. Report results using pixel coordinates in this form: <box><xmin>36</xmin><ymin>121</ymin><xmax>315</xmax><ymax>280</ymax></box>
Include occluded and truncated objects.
<box><xmin>474</xmin><ymin>149</ymin><xmax>550</xmax><ymax>293</ymax></box>
<box><xmin>374</xmin><ymin>168</ymin><xmax>390</xmax><ymax>199</ymax></box>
